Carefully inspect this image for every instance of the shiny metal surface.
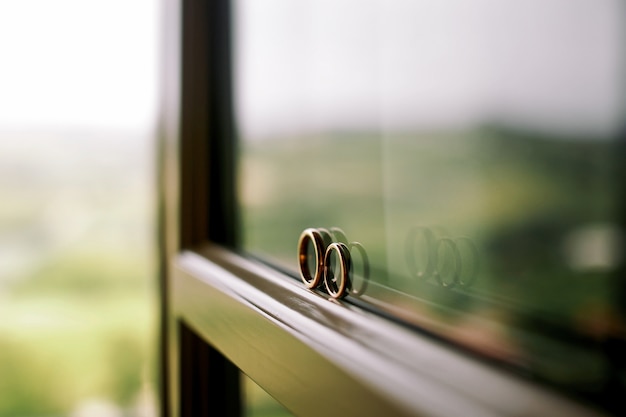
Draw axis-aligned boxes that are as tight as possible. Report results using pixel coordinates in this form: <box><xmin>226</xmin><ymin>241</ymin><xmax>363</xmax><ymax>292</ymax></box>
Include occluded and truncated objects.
<box><xmin>173</xmin><ymin>244</ymin><xmax>606</xmax><ymax>417</ymax></box>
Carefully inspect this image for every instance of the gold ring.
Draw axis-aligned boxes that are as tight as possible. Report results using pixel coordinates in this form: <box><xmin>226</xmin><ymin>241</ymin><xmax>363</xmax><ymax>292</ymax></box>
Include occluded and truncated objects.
<box><xmin>323</xmin><ymin>242</ymin><xmax>351</xmax><ymax>299</ymax></box>
<box><xmin>298</xmin><ymin>228</ymin><xmax>326</xmax><ymax>288</ymax></box>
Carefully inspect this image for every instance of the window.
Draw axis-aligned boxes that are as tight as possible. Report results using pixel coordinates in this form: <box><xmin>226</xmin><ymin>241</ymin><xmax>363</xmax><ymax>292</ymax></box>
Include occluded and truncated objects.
<box><xmin>160</xmin><ymin>0</ymin><xmax>625</xmax><ymax>416</ymax></box>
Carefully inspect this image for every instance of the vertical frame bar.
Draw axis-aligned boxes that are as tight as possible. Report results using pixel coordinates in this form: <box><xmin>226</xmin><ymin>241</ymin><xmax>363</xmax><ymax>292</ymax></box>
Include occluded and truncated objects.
<box><xmin>160</xmin><ymin>0</ymin><xmax>240</xmax><ymax>415</ymax></box>
<box><xmin>179</xmin><ymin>323</ymin><xmax>241</xmax><ymax>417</ymax></box>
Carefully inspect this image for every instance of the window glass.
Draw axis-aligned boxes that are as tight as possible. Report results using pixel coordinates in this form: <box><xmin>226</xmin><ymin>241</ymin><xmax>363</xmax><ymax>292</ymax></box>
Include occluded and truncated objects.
<box><xmin>234</xmin><ymin>0</ymin><xmax>626</xmax><ymax>409</ymax></box>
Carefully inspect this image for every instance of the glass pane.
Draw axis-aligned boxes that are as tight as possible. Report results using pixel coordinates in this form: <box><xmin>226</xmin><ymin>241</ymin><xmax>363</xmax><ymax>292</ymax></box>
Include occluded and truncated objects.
<box><xmin>242</xmin><ymin>373</ymin><xmax>295</xmax><ymax>417</ymax></box>
<box><xmin>234</xmin><ymin>0</ymin><xmax>625</xmax><ymax>410</ymax></box>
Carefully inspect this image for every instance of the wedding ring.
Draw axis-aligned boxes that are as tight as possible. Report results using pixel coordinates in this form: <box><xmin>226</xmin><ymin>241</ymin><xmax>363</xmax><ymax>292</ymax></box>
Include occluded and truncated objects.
<box><xmin>298</xmin><ymin>228</ymin><xmax>326</xmax><ymax>288</ymax></box>
<box><xmin>323</xmin><ymin>242</ymin><xmax>351</xmax><ymax>299</ymax></box>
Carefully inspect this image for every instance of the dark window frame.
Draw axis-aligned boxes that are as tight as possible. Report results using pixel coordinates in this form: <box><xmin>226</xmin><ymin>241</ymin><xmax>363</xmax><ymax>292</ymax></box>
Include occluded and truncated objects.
<box><xmin>158</xmin><ymin>0</ymin><xmax>611</xmax><ymax>416</ymax></box>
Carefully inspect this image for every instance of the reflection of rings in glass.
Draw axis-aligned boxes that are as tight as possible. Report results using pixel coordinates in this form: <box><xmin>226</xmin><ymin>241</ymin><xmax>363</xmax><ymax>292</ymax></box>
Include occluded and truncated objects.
<box><xmin>318</xmin><ymin>227</ymin><xmax>334</xmax><ymax>248</ymax></box>
<box><xmin>455</xmin><ymin>237</ymin><xmax>479</xmax><ymax>287</ymax></box>
<box><xmin>324</xmin><ymin>242</ymin><xmax>351</xmax><ymax>299</ymax></box>
<box><xmin>405</xmin><ymin>227</ymin><xmax>437</xmax><ymax>280</ymax></box>
<box><xmin>330</xmin><ymin>227</ymin><xmax>348</xmax><ymax>245</ymax></box>
<box><xmin>433</xmin><ymin>238</ymin><xmax>461</xmax><ymax>289</ymax></box>
<box><xmin>298</xmin><ymin>228</ymin><xmax>326</xmax><ymax>289</ymax></box>
<box><xmin>348</xmin><ymin>241</ymin><xmax>369</xmax><ymax>296</ymax></box>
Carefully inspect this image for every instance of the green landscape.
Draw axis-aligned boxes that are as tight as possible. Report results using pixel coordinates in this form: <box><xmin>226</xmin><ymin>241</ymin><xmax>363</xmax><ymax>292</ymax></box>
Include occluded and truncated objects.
<box><xmin>0</xmin><ymin>131</ymin><xmax>157</xmax><ymax>417</ymax></box>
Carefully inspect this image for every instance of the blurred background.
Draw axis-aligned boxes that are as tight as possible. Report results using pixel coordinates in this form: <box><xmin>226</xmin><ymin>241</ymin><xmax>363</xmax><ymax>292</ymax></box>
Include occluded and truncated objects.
<box><xmin>0</xmin><ymin>1</ymin><xmax>159</xmax><ymax>416</ymax></box>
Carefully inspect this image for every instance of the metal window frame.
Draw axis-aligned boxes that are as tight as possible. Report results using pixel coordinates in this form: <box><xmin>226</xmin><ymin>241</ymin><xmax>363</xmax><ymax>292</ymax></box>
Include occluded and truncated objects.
<box><xmin>158</xmin><ymin>0</ymin><xmax>609</xmax><ymax>416</ymax></box>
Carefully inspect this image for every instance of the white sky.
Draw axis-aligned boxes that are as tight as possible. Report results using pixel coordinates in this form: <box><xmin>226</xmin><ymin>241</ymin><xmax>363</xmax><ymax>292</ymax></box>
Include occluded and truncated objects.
<box><xmin>0</xmin><ymin>0</ymin><xmax>159</xmax><ymax>131</ymax></box>
<box><xmin>1</xmin><ymin>0</ymin><xmax>621</xmax><ymax>136</ymax></box>
<box><xmin>235</xmin><ymin>0</ymin><xmax>625</xmax><ymax>139</ymax></box>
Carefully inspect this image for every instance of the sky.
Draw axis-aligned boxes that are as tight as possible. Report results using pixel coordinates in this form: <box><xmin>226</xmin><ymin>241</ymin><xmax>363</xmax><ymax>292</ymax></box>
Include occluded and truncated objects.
<box><xmin>0</xmin><ymin>0</ymin><xmax>159</xmax><ymax>132</ymax></box>
<box><xmin>234</xmin><ymin>0</ymin><xmax>624</xmax><ymax>139</ymax></box>
<box><xmin>0</xmin><ymin>0</ymin><xmax>621</xmax><ymax>137</ymax></box>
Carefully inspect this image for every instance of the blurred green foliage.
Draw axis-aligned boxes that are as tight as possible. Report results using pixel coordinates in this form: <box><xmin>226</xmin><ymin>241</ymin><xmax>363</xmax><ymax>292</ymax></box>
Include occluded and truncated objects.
<box><xmin>0</xmin><ymin>132</ymin><xmax>156</xmax><ymax>417</ymax></box>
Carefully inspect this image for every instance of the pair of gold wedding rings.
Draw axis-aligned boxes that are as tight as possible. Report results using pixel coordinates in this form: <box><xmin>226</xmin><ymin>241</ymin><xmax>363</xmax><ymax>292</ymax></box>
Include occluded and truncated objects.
<box><xmin>297</xmin><ymin>228</ymin><xmax>351</xmax><ymax>299</ymax></box>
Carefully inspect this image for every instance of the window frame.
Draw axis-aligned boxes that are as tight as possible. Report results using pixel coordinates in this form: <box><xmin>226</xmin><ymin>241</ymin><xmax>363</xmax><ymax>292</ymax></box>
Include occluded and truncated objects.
<box><xmin>158</xmin><ymin>0</ymin><xmax>611</xmax><ymax>415</ymax></box>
